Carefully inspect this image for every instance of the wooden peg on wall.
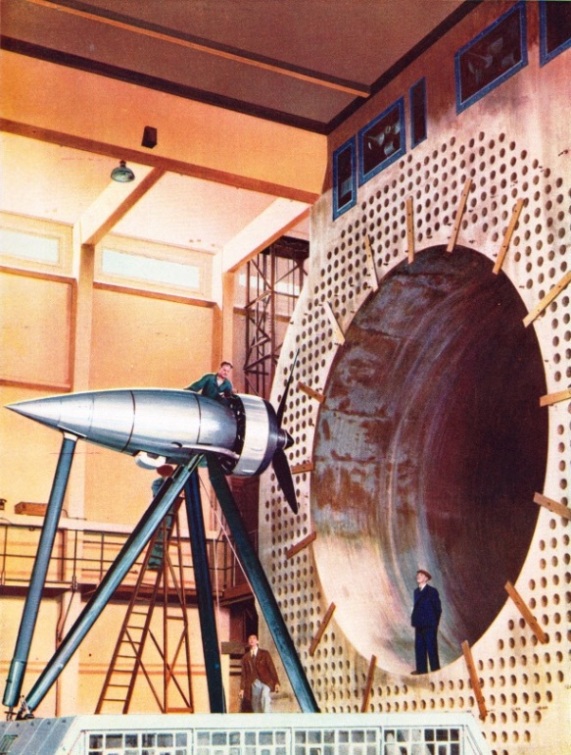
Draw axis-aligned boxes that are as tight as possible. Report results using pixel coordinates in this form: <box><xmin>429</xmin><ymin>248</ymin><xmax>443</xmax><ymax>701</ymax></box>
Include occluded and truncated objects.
<box><xmin>364</xmin><ymin>235</ymin><xmax>379</xmax><ymax>291</ymax></box>
<box><xmin>446</xmin><ymin>179</ymin><xmax>473</xmax><ymax>253</ymax></box>
<box><xmin>406</xmin><ymin>197</ymin><xmax>415</xmax><ymax>264</ymax></box>
<box><xmin>360</xmin><ymin>654</ymin><xmax>377</xmax><ymax>712</ymax></box>
<box><xmin>461</xmin><ymin>640</ymin><xmax>487</xmax><ymax>721</ymax></box>
<box><xmin>505</xmin><ymin>581</ymin><xmax>548</xmax><ymax>644</ymax></box>
<box><xmin>523</xmin><ymin>270</ymin><xmax>571</xmax><ymax>327</ymax></box>
<box><xmin>297</xmin><ymin>381</ymin><xmax>326</xmax><ymax>404</ymax></box>
<box><xmin>291</xmin><ymin>460</ymin><xmax>314</xmax><ymax>474</ymax></box>
<box><xmin>492</xmin><ymin>198</ymin><xmax>525</xmax><ymax>274</ymax></box>
<box><xmin>539</xmin><ymin>388</ymin><xmax>571</xmax><ymax>407</ymax></box>
<box><xmin>534</xmin><ymin>492</ymin><xmax>571</xmax><ymax>520</ymax></box>
<box><xmin>323</xmin><ymin>302</ymin><xmax>345</xmax><ymax>345</ymax></box>
<box><xmin>309</xmin><ymin>602</ymin><xmax>336</xmax><ymax>656</ymax></box>
<box><xmin>286</xmin><ymin>532</ymin><xmax>317</xmax><ymax>560</ymax></box>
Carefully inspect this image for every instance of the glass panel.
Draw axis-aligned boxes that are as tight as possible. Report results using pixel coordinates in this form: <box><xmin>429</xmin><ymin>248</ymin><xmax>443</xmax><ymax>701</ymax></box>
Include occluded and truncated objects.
<box><xmin>102</xmin><ymin>249</ymin><xmax>200</xmax><ymax>290</ymax></box>
<box><xmin>158</xmin><ymin>732</ymin><xmax>174</xmax><ymax>746</ymax></box>
<box><xmin>89</xmin><ymin>735</ymin><xmax>104</xmax><ymax>748</ymax></box>
<box><xmin>0</xmin><ymin>228</ymin><xmax>59</xmax><ymax>264</ymax></box>
<box><xmin>105</xmin><ymin>733</ymin><xmax>123</xmax><ymax>747</ymax></box>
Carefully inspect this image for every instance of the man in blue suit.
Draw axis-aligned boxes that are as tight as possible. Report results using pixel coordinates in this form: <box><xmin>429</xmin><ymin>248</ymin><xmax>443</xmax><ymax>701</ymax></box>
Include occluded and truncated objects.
<box><xmin>411</xmin><ymin>569</ymin><xmax>441</xmax><ymax>674</ymax></box>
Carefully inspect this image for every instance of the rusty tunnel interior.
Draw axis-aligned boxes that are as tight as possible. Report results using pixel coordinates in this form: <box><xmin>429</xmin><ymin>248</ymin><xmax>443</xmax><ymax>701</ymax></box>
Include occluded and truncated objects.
<box><xmin>311</xmin><ymin>245</ymin><xmax>549</xmax><ymax>673</ymax></box>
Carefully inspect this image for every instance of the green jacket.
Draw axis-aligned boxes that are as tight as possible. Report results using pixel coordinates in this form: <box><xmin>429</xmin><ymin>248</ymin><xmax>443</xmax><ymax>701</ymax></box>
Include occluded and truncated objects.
<box><xmin>186</xmin><ymin>373</ymin><xmax>232</xmax><ymax>400</ymax></box>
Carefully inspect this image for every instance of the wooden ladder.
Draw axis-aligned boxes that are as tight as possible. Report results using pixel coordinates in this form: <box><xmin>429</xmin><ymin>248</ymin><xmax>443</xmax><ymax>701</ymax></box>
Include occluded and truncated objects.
<box><xmin>95</xmin><ymin>496</ymin><xmax>194</xmax><ymax>714</ymax></box>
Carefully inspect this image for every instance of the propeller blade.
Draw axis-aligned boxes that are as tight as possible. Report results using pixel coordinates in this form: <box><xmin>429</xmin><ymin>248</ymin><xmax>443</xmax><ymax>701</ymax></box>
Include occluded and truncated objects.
<box><xmin>273</xmin><ymin>447</ymin><xmax>299</xmax><ymax>514</ymax></box>
<box><xmin>276</xmin><ymin>349</ymin><xmax>299</xmax><ymax>426</ymax></box>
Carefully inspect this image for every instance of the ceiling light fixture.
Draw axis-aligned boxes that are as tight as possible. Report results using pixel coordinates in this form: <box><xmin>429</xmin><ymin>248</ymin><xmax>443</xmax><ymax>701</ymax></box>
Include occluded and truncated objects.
<box><xmin>110</xmin><ymin>160</ymin><xmax>135</xmax><ymax>183</ymax></box>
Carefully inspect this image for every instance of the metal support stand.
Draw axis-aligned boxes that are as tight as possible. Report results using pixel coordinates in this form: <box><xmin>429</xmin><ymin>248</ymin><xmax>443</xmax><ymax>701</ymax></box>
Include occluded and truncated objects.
<box><xmin>3</xmin><ymin>433</ymin><xmax>78</xmax><ymax>712</ymax></box>
<box><xmin>20</xmin><ymin>457</ymin><xmax>201</xmax><ymax>715</ymax></box>
<box><xmin>184</xmin><ymin>472</ymin><xmax>226</xmax><ymax>712</ymax></box>
<box><xmin>207</xmin><ymin>458</ymin><xmax>319</xmax><ymax>713</ymax></box>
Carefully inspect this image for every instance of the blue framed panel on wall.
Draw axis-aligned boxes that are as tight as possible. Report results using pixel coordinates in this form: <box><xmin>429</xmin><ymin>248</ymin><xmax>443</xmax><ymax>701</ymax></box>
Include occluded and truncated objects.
<box><xmin>410</xmin><ymin>78</ymin><xmax>427</xmax><ymax>149</ymax></box>
<box><xmin>539</xmin><ymin>0</ymin><xmax>571</xmax><ymax>66</ymax></box>
<box><xmin>358</xmin><ymin>98</ymin><xmax>405</xmax><ymax>186</ymax></box>
<box><xmin>333</xmin><ymin>137</ymin><xmax>357</xmax><ymax>219</ymax></box>
<box><xmin>455</xmin><ymin>1</ymin><xmax>527</xmax><ymax>113</ymax></box>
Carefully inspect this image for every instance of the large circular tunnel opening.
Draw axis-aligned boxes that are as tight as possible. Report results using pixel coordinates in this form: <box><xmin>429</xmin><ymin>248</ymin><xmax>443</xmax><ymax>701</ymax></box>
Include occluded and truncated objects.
<box><xmin>311</xmin><ymin>246</ymin><xmax>548</xmax><ymax>673</ymax></box>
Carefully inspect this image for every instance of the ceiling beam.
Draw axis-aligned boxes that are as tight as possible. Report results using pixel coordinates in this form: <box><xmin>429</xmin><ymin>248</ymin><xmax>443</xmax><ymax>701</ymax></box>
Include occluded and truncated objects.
<box><xmin>222</xmin><ymin>199</ymin><xmax>310</xmax><ymax>273</ymax></box>
<box><xmin>75</xmin><ymin>166</ymin><xmax>165</xmax><ymax>246</ymax></box>
<box><xmin>0</xmin><ymin>117</ymin><xmax>321</xmax><ymax>205</ymax></box>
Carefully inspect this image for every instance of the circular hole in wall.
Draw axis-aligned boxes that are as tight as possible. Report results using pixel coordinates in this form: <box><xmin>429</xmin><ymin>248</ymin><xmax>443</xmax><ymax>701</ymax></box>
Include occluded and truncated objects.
<box><xmin>311</xmin><ymin>245</ymin><xmax>548</xmax><ymax>673</ymax></box>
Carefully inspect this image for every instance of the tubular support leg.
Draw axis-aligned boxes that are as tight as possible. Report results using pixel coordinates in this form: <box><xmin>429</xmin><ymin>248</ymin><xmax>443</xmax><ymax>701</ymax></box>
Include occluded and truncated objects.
<box><xmin>21</xmin><ymin>458</ymin><xmax>200</xmax><ymax>714</ymax></box>
<box><xmin>207</xmin><ymin>458</ymin><xmax>319</xmax><ymax>713</ymax></box>
<box><xmin>184</xmin><ymin>472</ymin><xmax>226</xmax><ymax>712</ymax></box>
<box><xmin>3</xmin><ymin>434</ymin><xmax>77</xmax><ymax>710</ymax></box>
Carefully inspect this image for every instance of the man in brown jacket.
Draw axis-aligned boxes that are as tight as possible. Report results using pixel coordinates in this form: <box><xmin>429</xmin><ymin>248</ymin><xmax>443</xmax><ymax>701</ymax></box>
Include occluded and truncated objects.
<box><xmin>239</xmin><ymin>634</ymin><xmax>280</xmax><ymax>712</ymax></box>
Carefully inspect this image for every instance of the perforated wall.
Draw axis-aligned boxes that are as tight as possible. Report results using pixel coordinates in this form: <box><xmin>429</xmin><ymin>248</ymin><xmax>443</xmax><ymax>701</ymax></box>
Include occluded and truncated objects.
<box><xmin>260</xmin><ymin>121</ymin><xmax>569</xmax><ymax>755</ymax></box>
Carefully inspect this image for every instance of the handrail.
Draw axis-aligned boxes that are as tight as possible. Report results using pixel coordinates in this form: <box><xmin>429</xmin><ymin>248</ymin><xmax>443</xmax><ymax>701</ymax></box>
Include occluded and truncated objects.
<box><xmin>0</xmin><ymin>521</ymin><xmax>239</xmax><ymax>594</ymax></box>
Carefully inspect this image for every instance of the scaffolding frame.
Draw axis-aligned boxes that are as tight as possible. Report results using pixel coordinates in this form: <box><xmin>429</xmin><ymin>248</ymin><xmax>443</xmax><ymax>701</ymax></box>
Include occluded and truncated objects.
<box><xmin>243</xmin><ymin>237</ymin><xmax>308</xmax><ymax>399</ymax></box>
